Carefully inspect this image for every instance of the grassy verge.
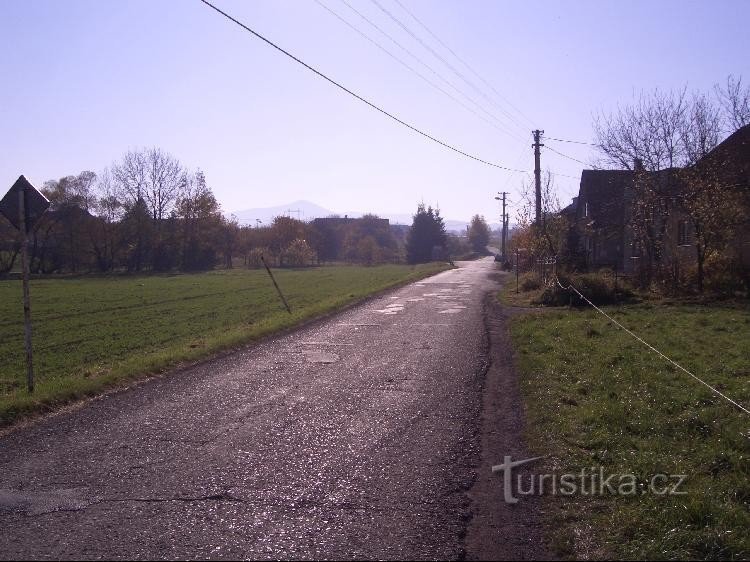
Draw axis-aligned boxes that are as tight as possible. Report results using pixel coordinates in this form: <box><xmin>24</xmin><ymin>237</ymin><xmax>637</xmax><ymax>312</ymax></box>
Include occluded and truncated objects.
<box><xmin>497</xmin><ymin>273</ymin><xmax>546</xmax><ymax>308</ymax></box>
<box><xmin>508</xmin><ymin>298</ymin><xmax>750</xmax><ymax>559</ymax></box>
<box><xmin>0</xmin><ymin>262</ymin><xmax>449</xmax><ymax>426</ymax></box>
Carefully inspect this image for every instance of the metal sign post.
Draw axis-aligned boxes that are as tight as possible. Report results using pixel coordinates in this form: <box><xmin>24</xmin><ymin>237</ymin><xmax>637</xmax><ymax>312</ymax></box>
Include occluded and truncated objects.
<box><xmin>18</xmin><ymin>189</ymin><xmax>34</xmax><ymax>392</ymax></box>
<box><xmin>0</xmin><ymin>176</ymin><xmax>50</xmax><ymax>393</ymax></box>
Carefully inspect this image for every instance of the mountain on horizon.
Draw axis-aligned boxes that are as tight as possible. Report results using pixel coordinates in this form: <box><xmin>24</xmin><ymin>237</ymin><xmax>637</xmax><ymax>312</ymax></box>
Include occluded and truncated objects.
<box><xmin>231</xmin><ymin>200</ymin><xmax>499</xmax><ymax>232</ymax></box>
<box><xmin>232</xmin><ymin>200</ymin><xmax>333</xmax><ymax>226</ymax></box>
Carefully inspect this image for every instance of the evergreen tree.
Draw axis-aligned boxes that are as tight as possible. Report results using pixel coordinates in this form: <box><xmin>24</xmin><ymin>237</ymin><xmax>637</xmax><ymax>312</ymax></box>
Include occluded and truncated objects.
<box><xmin>406</xmin><ymin>204</ymin><xmax>447</xmax><ymax>264</ymax></box>
<box><xmin>467</xmin><ymin>214</ymin><xmax>490</xmax><ymax>253</ymax></box>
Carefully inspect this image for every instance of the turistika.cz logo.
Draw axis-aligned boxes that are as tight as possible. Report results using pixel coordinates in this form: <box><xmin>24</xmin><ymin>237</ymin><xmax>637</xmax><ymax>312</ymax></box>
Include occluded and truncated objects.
<box><xmin>492</xmin><ymin>456</ymin><xmax>688</xmax><ymax>504</ymax></box>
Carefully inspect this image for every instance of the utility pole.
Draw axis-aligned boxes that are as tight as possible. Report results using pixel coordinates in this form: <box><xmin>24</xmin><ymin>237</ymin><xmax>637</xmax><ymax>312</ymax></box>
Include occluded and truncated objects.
<box><xmin>496</xmin><ymin>192</ymin><xmax>509</xmax><ymax>257</ymax></box>
<box><xmin>532</xmin><ymin>129</ymin><xmax>544</xmax><ymax>226</ymax></box>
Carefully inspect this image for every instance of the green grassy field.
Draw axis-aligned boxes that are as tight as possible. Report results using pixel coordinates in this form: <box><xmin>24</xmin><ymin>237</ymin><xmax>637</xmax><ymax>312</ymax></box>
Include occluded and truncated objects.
<box><xmin>0</xmin><ymin>263</ymin><xmax>449</xmax><ymax>425</ymax></box>
<box><xmin>507</xmin><ymin>292</ymin><xmax>750</xmax><ymax>559</ymax></box>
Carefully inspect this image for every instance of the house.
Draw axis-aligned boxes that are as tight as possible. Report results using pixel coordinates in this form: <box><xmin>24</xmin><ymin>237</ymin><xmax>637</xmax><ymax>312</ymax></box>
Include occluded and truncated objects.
<box><xmin>573</xmin><ymin>169</ymin><xmax>633</xmax><ymax>272</ymax></box>
<box><xmin>569</xmin><ymin>124</ymin><xmax>750</xmax><ymax>277</ymax></box>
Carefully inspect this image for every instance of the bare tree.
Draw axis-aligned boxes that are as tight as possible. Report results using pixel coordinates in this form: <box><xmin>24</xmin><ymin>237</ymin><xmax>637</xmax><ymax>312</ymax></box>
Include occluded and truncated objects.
<box><xmin>678</xmin><ymin>163</ymin><xmax>742</xmax><ymax>292</ymax></box>
<box><xmin>89</xmin><ymin>168</ymin><xmax>123</xmax><ymax>271</ymax></box>
<box><xmin>145</xmin><ymin>147</ymin><xmax>183</xmax><ymax>222</ymax></box>
<box><xmin>112</xmin><ymin>150</ymin><xmax>149</xmax><ymax>269</ymax></box>
<box><xmin>682</xmin><ymin>91</ymin><xmax>723</xmax><ymax>165</ymax></box>
<box><xmin>594</xmin><ymin>87</ymin><xmax>691</xmax><ymax>171</ymax></box>
<box><xmin>514</xmin><ymin>170</ymin><xmax>565</xmax><ymax>257</ymax></box>
<box><xmin>113</xmin><ymin>149</ymin><xmax>147</xmax><ymax>206</ymax></box>
<box><xmin>715</xmin><ymin>74</ymin><xmax>750</xmax><ymax>131</ymax></box>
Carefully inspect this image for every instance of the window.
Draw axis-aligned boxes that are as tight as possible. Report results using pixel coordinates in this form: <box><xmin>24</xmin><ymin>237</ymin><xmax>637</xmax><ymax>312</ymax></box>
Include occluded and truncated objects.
<box><xmin>678</xmin><ymin>220</ymin><xmax>691</xmax><ymax>246</ymax></box>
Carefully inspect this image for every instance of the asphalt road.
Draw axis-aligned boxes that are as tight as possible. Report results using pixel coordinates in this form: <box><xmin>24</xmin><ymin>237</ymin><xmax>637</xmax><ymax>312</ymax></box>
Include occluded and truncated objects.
<box><xmin>0</xmin><ymin>258</ymin><xmax>501</xmax><ymax>560</ymax></box>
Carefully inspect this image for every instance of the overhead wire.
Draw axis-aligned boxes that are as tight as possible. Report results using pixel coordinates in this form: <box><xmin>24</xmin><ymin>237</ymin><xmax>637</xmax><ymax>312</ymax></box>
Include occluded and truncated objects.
<box><xmin>336</xmin><ymin>0</ymin><xmax>523</xmax><ymax>140</ymax></box>
<box><xmin>368</xmin><ymin>0</ymin><xmax>528</xmax><ymax>135</ymax></box>
<box><xmin>544</xmin><ymin>144</ymin><xmax>589</xmax><ymax>166</ymax></box>
<box><xmin>546</xmin><ymin>136</ymin><xmax>599</xmax><ymax>146</ymax></box>
<box><xmin>391</xmin><ymin>0</ymin><xmax>536</xmax><ymax>130</ymax></box>
<box><xmin>198</xmin><ymin>0</ymin><xmax>528</xmax><ymax>173</ymax></box>
<box><xmin>314</xmin><ymin>0</ymin><xmax>521</xmax><ymax>139</ymax></box>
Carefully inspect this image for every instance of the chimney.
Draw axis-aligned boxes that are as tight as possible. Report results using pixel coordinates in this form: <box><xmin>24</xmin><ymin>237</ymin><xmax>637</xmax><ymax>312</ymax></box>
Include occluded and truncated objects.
<box><xmin>633</xmin><ymin>158</ymin><xmax>644</xmax><ymax>172</ymax></box>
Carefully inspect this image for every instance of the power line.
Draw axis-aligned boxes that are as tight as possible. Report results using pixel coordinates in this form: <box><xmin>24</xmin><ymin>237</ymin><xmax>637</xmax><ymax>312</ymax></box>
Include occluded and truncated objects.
<box><xmin>313</xmin><ymin>0</ymin><xmax>519</xmax><ymax>139</ymax></box>
<box><xmin>334</xmin><ymin>0</ymin><xmax>522</xmax><ymax>140</ymax></box>
<box><xmin>546</xmin><ymin>136</ymin><xmax>598</xmax><ymax>146</ymax></box>
<box><xmin>544</xmin><ymin>144</ymin><xmax>589</xmax><ymax>166</ymax></box>
<box><xmin>500</xmin><ymin>143</ymin><xmax>532</xmax><ymax>190</ymax></box>
<box><xmin>368</xmin><ymin>0</ymin><xmax>527</xmax><ymax>136</ymax></box>
<box><xmin>391</xmin><ymin>0</ymin><xmax>536</xmax><ymax>130</ymax></box>
<box><xmin>198</xmin><ymin>0</ymin><xmax>527</xmax><ymax>173</ymax></box>
<box><xmin>548</xmin><ymin>171</ymin><xmax>580</xmax><ymax>180</ymax></box>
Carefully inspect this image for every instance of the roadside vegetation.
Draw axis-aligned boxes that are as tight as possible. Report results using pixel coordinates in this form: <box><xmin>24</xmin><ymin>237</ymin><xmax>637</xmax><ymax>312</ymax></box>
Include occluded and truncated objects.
<box><xmin>0</xmin><ymin>262</ymin><xmax>448</xmax><ymax>426</ymax></box>
<box><xmin>500</xmin><ymin>273</ymin><xmax>750</xmax><ymax>559</ymax></box>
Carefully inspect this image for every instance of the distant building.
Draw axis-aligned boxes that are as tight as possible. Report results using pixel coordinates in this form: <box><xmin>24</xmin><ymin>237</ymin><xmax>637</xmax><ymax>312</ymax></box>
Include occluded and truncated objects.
<box><xmin>310</xmin><ymin>215</ymin><xmax>390</xmax><ymax>229</ymax></box>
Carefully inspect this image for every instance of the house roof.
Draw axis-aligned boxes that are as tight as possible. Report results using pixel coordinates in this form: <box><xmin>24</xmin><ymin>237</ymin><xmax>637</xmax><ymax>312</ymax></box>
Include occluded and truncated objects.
<box><xmin>695</xmin><ymin>124</ymin><xmax>750</xmax><ymax>188</ymax></box>
<box><xmin>577</xmin><ymin>170</ymin><xmax>633</xmax><ymax>229</ymax></box>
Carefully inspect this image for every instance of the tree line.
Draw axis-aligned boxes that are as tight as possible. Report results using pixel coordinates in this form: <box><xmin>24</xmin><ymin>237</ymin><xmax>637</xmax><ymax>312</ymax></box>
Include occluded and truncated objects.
<box><xmin>0</xmin><ymin>149</ymin><xmax>232</xmax><ymax>274</ymax></box>
<box><xmin>0</xmin><ymin>149</ymin><xmax>465</xmax><ymax>274</ymax></box>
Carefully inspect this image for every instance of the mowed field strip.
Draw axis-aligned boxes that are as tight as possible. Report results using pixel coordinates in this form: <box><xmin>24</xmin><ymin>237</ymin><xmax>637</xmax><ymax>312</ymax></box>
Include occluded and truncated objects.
<box><xmin>0</xmin><ymin>263</ymin><xmax>449</xmax><ymax>425</ymax></box>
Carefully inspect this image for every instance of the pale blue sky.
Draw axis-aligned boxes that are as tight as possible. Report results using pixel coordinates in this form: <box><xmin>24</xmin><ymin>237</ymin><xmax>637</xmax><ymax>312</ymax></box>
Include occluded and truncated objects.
<box><xmin>1</xmin><ymin>0</ymin><xmax>748</xmax><ymax>222</ymax></box>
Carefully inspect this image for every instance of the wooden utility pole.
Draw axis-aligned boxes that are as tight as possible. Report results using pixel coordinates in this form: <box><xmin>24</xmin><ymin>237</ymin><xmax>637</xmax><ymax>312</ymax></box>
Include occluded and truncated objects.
<box><xmin>498</xmin><ymin>192</ymin><xmax>509</xmax><ymax>257</ymax></box>
<box><xmin>532</xmin><ymin>129</ymin><xmax>544</xmax><ymax>226</ymax></box>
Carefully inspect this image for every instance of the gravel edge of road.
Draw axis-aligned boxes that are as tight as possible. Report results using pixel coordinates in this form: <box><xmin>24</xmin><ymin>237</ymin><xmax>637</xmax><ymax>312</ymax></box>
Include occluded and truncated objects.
<box><xmin>462</xmin><ymin>288</ymin><xmax>553</xmax><ymax>561</ymax></box>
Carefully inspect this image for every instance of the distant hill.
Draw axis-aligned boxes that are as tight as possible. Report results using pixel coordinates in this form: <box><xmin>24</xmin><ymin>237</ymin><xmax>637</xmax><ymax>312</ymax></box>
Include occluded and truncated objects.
<box><xmin>231</xmin><ymin>200</ymin><xmax>498</xmax><ymax>233</ymax></box>
<box><xmin>232</xmin><ymin>200</ymin><xmax>334</xmax><ymax>225</ymax></box>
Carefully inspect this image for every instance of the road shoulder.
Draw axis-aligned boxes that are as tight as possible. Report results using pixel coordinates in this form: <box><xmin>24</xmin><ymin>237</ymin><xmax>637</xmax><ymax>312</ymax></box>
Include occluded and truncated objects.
<box><xmin>464</xmin><ymin>287</ymin><xmax>552</xmax><ymax>560</ymax></box>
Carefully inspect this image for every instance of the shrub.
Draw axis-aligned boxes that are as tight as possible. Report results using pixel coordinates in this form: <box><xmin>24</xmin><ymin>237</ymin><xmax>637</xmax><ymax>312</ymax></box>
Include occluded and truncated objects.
<box><xmin>281</xmin><ymin>239</ymin><xmax>316</xmax><ymax>267</ymax></box>
<box><xmin>537</xmin><ymin>272</ymin><xmax>631</xmax><ymax>307</ymax></box>
<box><xmin>704</xmin><ymin>253</ymin><xmax>746</xmax><ymax>295</ymax></box>
<box><xmin>519</xmin><ymin>272</ymin><xmax>542</xmax><ymax>292</ymax></box>
<box><xmin>247</xmin><ymin>247</ymin><xmax>272</xmax><ymax>268</ymax></box>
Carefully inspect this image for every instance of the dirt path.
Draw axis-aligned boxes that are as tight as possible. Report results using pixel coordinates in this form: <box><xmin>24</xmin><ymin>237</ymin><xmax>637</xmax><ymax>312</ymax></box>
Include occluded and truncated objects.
<box><xmin>464</xmin><ymin>288</ymin><xmax>551</xmax><ymax>560</ymax></box>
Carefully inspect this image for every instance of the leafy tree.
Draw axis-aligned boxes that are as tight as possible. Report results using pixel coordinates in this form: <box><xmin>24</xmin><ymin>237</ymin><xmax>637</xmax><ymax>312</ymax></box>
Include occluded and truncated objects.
<box><xmin>40</xmin><ymin>172</ymin><xmax>98</xmax><ymax>272</ymax></box>
<box><xmin>342</xmin><ymin>214</ymin><xmax>396</xmax><ymax>264</ymax></box>
<box><xmin>307</xmin><ymin>217</ymin><xmax>342</xmax><ymax>262</ymax></box>
<box><xmin>281</xmin><ymin>238</ymin><xmax>316</xmax><ymax>266</ymax></box>
<box><xmin>120</xmin><ymin>198</ymin><xmax>154</xmax><ymax>271</ymax></box>
<box><xmin>467</xmin><ymin>215</ymin><xmax>490</xmax><ymax>253</ymax></box>
<box><xmin>269</xmin><ymin>216</ymin><xmax>307</xmax><ymax>260</ymax></box>
<box><xmin>175</xmin><ymin>170</ymin><xmax>222</xmax><ymax>271</ymax></box>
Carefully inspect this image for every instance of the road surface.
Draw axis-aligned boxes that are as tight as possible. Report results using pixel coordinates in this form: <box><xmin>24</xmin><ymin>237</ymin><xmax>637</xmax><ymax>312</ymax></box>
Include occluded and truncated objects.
<box><xmin>0</xmin><ymin>258</ymin><xmax>523</xmax><ymax>560</ymax></box>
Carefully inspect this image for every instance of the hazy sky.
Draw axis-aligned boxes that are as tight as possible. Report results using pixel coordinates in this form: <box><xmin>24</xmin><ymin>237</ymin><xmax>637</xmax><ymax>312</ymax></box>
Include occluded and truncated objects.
<box><xmin>1</xmin><ymin>0</ymin><xmax>748</xmax><ymax>222</ymax></box>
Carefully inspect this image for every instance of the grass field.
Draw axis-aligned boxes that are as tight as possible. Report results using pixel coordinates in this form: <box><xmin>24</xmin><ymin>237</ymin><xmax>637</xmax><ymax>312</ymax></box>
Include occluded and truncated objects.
<box><xmin>0</xmin><ymin>263</ymin><xmax>449</xmax><ymax>426</ymax></box>
<box><xmin>505</xmin><ymin>282</ymin><xmax>750</xmax><ymax>559</ymax></box>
